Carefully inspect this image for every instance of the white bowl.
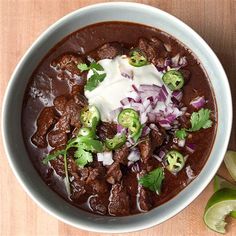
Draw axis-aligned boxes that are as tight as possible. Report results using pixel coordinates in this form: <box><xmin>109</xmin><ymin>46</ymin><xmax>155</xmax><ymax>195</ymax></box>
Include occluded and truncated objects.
<box><xmin>2</xmin><ymin>2</ymin><xmax>232</xmax><ymax>233</ymax></box>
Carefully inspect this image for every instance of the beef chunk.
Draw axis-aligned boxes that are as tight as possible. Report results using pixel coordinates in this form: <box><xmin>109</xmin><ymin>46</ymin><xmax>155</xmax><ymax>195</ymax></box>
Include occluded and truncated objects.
<box><xmin>86</xmin><ymin>166</ymin><xmax>109</xmax><ymax>194</ymax></box>
<box><xmin>138</xmin><ymin>126</ymin><xmax>165</xmax><ymax>163</ymax></box>
<box><xmin>53</xmin><ymin>95</ymin><xmax>68</xmax><ymax>114</ymax></box>
<box><xmin>52</xmin><ymin>53</ymin><xmax>83</xmax><ymax>76</ymax></box>
<box><xmin>97</xmin><ymin>122</ymin><xmax>117</xmax><ymax>141</ymax></box>
<box><xmin>138</xmin><ymin>138</ymin><xmax>152</xmax><ymax>163</ymax></box>
<box><xmin>138</xmin><ymin>187</ymin><xmax>152</xmax><ymax>211</ymax></box>
<box><xmin>89</xmin><ymin>195</ymin><xmax>108</xmax><ymax>215</ymax></box>
<box><xmin>47</xmin><ymin>129</ymin><xmax>67</xmax><ymax>148</ymax></box>
<box><xmin>113</xmin><ymin>145</ymin><xmax>130</xmax><ymax>165</ymax></box>
<box><xmin>89</xmin><ymin>42</ymin><xmax>127</xmax><ymax>60</ymax></box>
<box><xmin>71</xmin><ymin>84</ymin><xmax>85</xmax><ymax>95</ymax></box>
<box><xmin>54</xmin><ymin>115</ymin><xmax>70</xmax><ymax>132</ymax></box>
<box><xmin>50</xmin><ymin>154</ymin><xmax>65</xmax><ymax>177</ymax></box>
<box><xmin>108</xmin><ymin>183</ymin><xmax>130</xmax><ymax>216</ymax></box>
<box><xmin>92</xmin><ymin>180</ymin><xmax>110</xmax><ymax>194</ymax></box>
<box><xmin>70</xmin><ymin>178</ymin><xmax>87</xmax><ymax>202</ymax></box>
<box><xmin>63</xmin><ymin>98</ymin><xmax>82</xmax><ymax>128</ymax></box>
<box><xmin>31</xmin><ymin>107</ymin><xmax>56</xmax><ymax>148</ymax></box>
<box><xmin>73</xmin><ymin>93</ymin><xmax>88</xmax><ymax>107</ymax></box>
<box><xmin>106</xmin><ymin>162</ymin><xmax>122</xmax><ymax>184</ymax></box>
<box><xmin>138</xmin><ymin>38</ymin><xmax>168</xmax><ymax>66</ymax></box>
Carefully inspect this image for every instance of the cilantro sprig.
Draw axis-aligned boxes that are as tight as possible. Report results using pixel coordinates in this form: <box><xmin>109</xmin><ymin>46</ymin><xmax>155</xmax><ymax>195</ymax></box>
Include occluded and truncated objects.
<box><xmin>43</xmin><ymin>115</ymin><xmax>103</xmax><ymax>195</ymax></box>
<box><xmin>139</xmin><ymin>167</ymin><xmax>165</xmax><ymax>194</ymax></box>
<box><xmin>77</xmin><ymin>62</ymin><xmax>106</xmax><ymax>91</ymax></box>
<box><xmin>175</xmin><ymin>108</ymin><xmax>213</xmax><ymax>140</ymax></box>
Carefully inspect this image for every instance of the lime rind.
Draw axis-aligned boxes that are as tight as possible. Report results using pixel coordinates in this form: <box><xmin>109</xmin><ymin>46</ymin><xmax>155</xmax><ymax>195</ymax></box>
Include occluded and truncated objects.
<box><xmin>204</xmin><ymin>188</ymin><xmax>236</xmax><ymax>234</ymax></box>
<box><xmin>224</xmin><ymin>150</ymin><xmax>236</xmax><ymax>181</ymax></box>
<box><xmin>214</xmin><ymin>175</ymin><xmax>236</xmax><ymax>192</ymax></box>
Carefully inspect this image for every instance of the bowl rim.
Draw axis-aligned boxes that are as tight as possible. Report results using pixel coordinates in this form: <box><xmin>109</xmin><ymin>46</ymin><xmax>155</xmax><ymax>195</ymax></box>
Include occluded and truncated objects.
<box><xmin>2</xmin><ymin>1</ymin><xmax>232</xmax><ymax>233</ymax></box>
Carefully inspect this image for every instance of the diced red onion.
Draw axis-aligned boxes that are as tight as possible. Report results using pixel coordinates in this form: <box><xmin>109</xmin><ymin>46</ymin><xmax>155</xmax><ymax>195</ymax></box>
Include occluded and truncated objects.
<box><xmin>159</xmin><ymin>150</ymin><xmax>166</xmax><ymax>159</ymax></box>
<box><xmin>186</xmin><ymin>165</ymin><xmax>195</xmax><ymax>179</ymax></box>
<box><xmin>130</xmin><ymin>102</ymin><xmax>145</xmax><ymax>113</ymax></box>
<box><xmin>128</xmin><ymin>149</ymin><xmax>140</xmax><ymax>162</ymax></box>
<box><xmin>178</xmin><ymin>139</ymin><xmax>186</xmax><ymax>147</ymax></box>
<box><xmin>127</xmin><ymin>91</ymin><xmax>141</xmax><ymax>102</ymax></box>
<box><xmin>172</xmin><ymin>90</ymin><xmax>183</xmax><ymax>101</ymax></box>
<box><xmin>190</xmin><ymin>96</ymin><xmax>206</xmax><ymax>109</ymax></box>
<box><xmin>164</xmin><ymin>43</ymin><xmax>172</xmax><ymax>52</ymax></box>
<box><xmin>140</xmin><ymin>112</ymin><xmax>148</xmax><ymax>124</ymax></box>
<box><xmin>97</xmin><ymin>152</ymin><xmax>114</xmax><ymax>166</ymax></box>
<box><xmin>147</xmin><ymin>112</ymin><xmax>156</xmax><ymax>123</ymax></box>
<box><xmin>139</xmin><ymin>84</ymin><xmax>161</xmax><ymax>92</ymax></box>
<box><xmin>142</xmin><ymin>126</ymin><xmax>151</xmax><ymax>136</ymax></box>
<box><xmin>171</xmin><ymin>53</ymin><xmax>180</xmax><ymax>67</ymax></box>
<box><xmin>120</xmin><ymin>97</ymin><xmax>130</xmax><ymax>106</ymax></box>
<box><xmin>179</xmin><ymin>56</ymin><xmax>188</xmax><ymax>67</ymax></box>
<box><xmin>159</xmin><ymin>120</ymin><xmax>172</xmax><ymax>129</ymax></box>
<box><xmin>117</xmin><ymin>124</ymin><xmax>124</xmax><ymax>133</ymax></box>
<box><xmin>185</xmin><ymin>143</ymin><xmax>196</xmax><ymax>154</ymax></box>
<box><xmin>153</xmin><ymin>154</ymin><xmax>162</xmax><ymax>162</ymax></box>
<box><xmin>149</xmin><ymin>123</ymin><xmax>158</xmax><ymax>131</ymax></box>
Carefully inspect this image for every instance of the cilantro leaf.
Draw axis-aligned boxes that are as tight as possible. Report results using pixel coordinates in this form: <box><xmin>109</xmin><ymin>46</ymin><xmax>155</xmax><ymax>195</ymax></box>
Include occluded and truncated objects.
<box><xmin>175</xmin><ymin>129</ymin><xmax>187</xmax><ymax>140</ymax></box>
<box><xmin>188</xmin><ymin>108</ymin><xmax>213</xmax><ymax>132</ymax></box>
<box><xmin>139</xmin><ymin>167</ymin><xmax>165</xmax><ymax>194</ymax></box>
<box><xmin>85</xmin><ymin>71</ymin><xmax>106</xmax><ymax>91</ymax></box>
<box><xmin>77</xmin><ymin>61</ymin><xmax>106</xmax><ymax>91</ymax></box>
<box><xmin>82</xmin><ymin>139</ymin><xmax>104</xmax><ymax>152</ymax></box>
<box><xmin>90</xmin><ymin>62</ymin><xmax>104</xmax><ymax>71</ymax></box>
<box><xmin>42</xmin><ymin>149</ymin><xmax>66</xmax><ymax>164</ymax></box>
<box><xmin>77</xmin><ymin>62</ymin><xmax>104</xmax><ymax>72</ymax></box>
<box><xmin>77</xmin><ymin>63</ymin><xmax>89</xmax><ymax>72</ymax></box>
<box><xmin>74</xmin><ymin>148</ymin><xmax>93</xmax><ymax>168</ymax></box>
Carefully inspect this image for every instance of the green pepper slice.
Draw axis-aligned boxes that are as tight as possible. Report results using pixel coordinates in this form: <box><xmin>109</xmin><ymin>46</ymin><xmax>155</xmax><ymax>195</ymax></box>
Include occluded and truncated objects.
<box><xmin>165</xmin><ymin>150</ymin><xmax>185</xmax><ymax>173</ymax></box>
<box><xmin>162</xmin><ymin>70</ymin><xmax>184</xmax><ymax>91</ymax></box>
<box><xmin>118</xmin><ymin>108</ymin><xmax>139</xmax><ymax>128</ymax></box>
<box><xmin>78</xmin><ymin>127</ymin><xmax>95</xmax><ymax>138</ymax></box>
<box><xmin>129</xmin><ymin>119</ymin><xmax>141</xmax><ymax>137</ymax></box>
<box><xmin>80</xmin><ymin>105</ymin><xmax>100</xmax><ymax>128</ymax></box>
<box><xmin>105</xmin><ymin>133</ymin><xmax>127</xmax><ymax>150</ymax></box>
<box><xmin>118</xmin><ymin>108</ymin><xmax>142</xmax><ymax>142</ymax></box>
<box><xmin>129</xmin><ymin>49</ymin><xmax>148</xmax><ymax>67</ymax></box>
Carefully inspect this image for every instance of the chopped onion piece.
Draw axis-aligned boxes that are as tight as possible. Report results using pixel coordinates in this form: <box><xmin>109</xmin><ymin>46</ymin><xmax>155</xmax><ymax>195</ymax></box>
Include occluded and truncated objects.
<box><xmin>172</xmin><ymin>91</ymin><xmax>183</xmax><ymax>101</ymax></box>
<box><xmin>97</xmin><ymin>152</ymin><xmax>114</xmax><ymax>166</ymax></box>
<box><xmin>159</xmin><ymin>150</ymin><xmax>166</xmax><ymax>159</ymax></box>
<box><xmin>142</xmin><ymin>126</ymin><xmax>151</xmax><ymax>136</ymax></box>
<box><xmin>178</xmin><ymin>139</ymin><xmax>186</xmax><ymax>147</ymax></box>
<box><xmin>190</xmin><ymin>96</ymin><xmax>206</xmax><ymax>109</ymax></box>
<box><xmin>153</xmin><ymin>154</ymin><xmax>162</xmax><ymax>162</ymax></box>
<box><xmin>185</xmin><ymin>143</ymin><xmax>196</xmax><ymax>154</ymax></box>
<box><xmin>186</xmin><ymin>165</ymin><xmax>195</xmax><ymax>179</ymax></box>
<box><xmin>128</xmin><ymin>149</ymin><xmax>140</xmax><ymax>162</ymax></box>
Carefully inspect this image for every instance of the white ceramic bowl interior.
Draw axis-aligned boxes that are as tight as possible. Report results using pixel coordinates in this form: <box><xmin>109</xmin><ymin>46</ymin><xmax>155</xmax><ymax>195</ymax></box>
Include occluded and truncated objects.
<box><xmin>2</xmin><ymin>2</ymin><xmax>232</xmax><ymax>233</ymax></box>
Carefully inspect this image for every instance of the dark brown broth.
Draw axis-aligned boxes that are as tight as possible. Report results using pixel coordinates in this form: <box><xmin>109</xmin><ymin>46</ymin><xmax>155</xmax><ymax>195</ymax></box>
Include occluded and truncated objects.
<box><xmin>21</xmin><ymin>22</ymin><xmax>217</xmax><ymax>216</ymax></box>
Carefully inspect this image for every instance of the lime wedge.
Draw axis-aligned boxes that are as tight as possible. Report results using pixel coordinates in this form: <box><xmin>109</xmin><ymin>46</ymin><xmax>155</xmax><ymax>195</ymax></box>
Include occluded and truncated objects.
<box><xmin>213</xmin><ymin>175</ymin><xmax>236</xmax><ymax>219</ymax></box>
<box><xmin>224</xmin><ymin>150</ymin><xmax>236</xmax><ymax>181</ymax></box>
<box><xmin>214</xmin><ymin>175</ymin><xmax>236</xmax><ymax>192</ymax></box>
<box><xmin>204</xmin><ymin>188</ymin><xmax>236</xmax><ymax>233</ymax></box>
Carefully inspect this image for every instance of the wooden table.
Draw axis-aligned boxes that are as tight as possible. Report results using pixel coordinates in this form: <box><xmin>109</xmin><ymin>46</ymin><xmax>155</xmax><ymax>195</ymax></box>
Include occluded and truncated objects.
<box><xmin>0</xmin><ymin>0</ymin><xmax>235</xmax><ymax>235</ymax></box>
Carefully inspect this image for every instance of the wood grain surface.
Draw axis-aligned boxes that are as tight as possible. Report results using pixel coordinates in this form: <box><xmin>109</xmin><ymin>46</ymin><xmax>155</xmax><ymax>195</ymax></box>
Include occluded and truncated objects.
<box><xmin>0</xmin><ymin>0</ymin><xmax>235</xmax><ymax>235</ymax></box>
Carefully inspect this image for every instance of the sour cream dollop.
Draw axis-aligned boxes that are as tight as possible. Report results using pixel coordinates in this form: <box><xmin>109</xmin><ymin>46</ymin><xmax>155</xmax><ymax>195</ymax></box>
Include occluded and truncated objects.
<box><xmin>85</xmin><ymin>55</ymin><xmax>165</xmax><ymax>121</ymax></box>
